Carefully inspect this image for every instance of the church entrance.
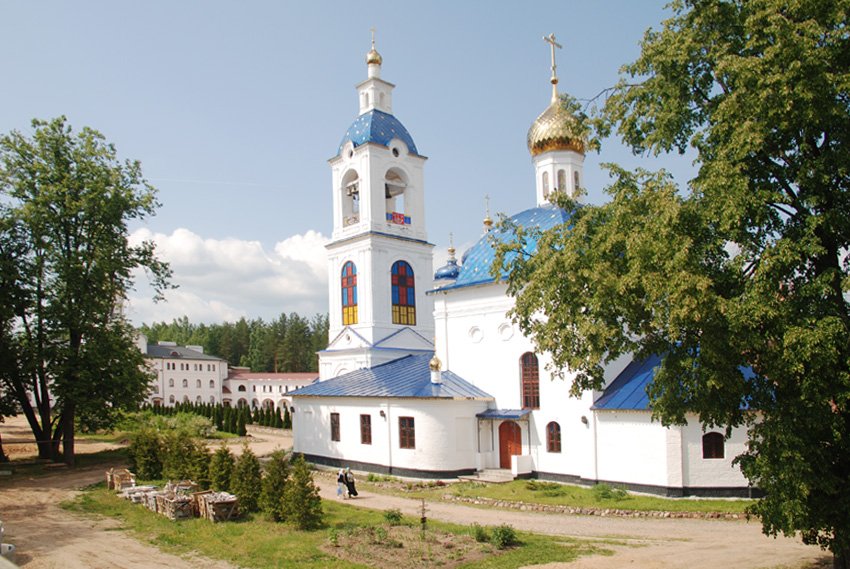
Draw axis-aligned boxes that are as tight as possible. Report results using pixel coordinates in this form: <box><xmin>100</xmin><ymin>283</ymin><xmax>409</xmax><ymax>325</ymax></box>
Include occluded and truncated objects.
<box><xmin>499</xmin><ymin>421</ymin><xmax>522</xmax><ymax>469</ymax></box>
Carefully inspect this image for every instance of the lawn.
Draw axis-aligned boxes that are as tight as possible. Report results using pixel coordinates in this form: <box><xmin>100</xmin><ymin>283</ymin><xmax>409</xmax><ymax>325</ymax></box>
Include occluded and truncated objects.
<box><xmin>363</xmin><ymin>477</ymin><xmax>753</xmax><ymax>515</ymax></box>
<box><xmin>64</xmin><ymin>485</ymin><xmax>604</xmax><ymax>569</ymax></box>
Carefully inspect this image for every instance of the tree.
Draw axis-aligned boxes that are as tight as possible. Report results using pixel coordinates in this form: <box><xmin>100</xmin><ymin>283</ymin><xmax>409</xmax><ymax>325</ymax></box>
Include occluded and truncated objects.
<box><xmin>260</xmin><ymin>449</ymin><xmax>290</xmax><ymax>522</ymax></box>
<box><xmin>497</xmin><ymin>1</ymin><xmax>850</xmax><ymax>565</ymax></box>
<box><xmin>231</xmin><ymin>444</ymin><xmax>262</xmax><ymax>513</ymax></box>
<box><xmin>0</xmin><ymin>117</ymin><xmax>171</xmax><ymax>464</ymax></box>
<box><xmin>209</xmin><ymin>443</ymin><xmax>235</xmax><ymax>492</ymax></box>
<box><xmin>281</xmin><ymin>454</ymin><xmax>323</xmax><ymax>530</ymax></box>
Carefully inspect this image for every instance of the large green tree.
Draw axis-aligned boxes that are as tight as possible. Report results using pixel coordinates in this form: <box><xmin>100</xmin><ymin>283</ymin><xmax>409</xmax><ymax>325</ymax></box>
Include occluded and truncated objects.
<box><xmin>0</xmin><ymin>117</ymin><xmax>171</xmax><ymax>464</ymax></box>
<box><xmin>497</xmin><ymin>1</ymin><xmax>849</xmax><ymax>565</ymax></box>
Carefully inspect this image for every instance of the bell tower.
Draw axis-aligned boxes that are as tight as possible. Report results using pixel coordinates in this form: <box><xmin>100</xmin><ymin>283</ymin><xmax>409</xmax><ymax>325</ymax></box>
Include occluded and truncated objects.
<box><xmin>321</xmin><ymin>35</ymin><xmax>435</xmax><ymax>380</ymax></box>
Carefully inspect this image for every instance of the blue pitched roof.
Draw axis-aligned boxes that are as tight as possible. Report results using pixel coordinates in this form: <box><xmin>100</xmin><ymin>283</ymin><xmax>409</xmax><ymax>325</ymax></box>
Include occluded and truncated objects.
<box><xmin>432</xmin><ymin>203</ymin><xmax>572</xmax><ymax>292</ymax></box>
<box><xmin>593</xmin><ymin>354</ymin><xmax>757</xmax><ymax>411</ymax></box>
<box><xmin>338</xmin><ymin>109</ymin><xmax>418</xmax><ymax>155</ymax></box>
<box><xmin>289</xmin><ymin>353</ymin><xmax>493</xmax><ymax>400</ymax></box>
<box><xmin>593</xmin><ymin>354</ymin><xmax>662</xmax><ymax>411</ymax></box>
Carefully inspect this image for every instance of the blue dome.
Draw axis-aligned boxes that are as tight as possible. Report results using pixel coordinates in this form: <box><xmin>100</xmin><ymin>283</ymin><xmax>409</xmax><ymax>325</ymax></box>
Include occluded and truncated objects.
<box><xmin>447</xmin><ymin>203</ymin><xmax>573</xmax><ymax>290</ymax></box>
<box><xmin>338</xmin><ymin>109</ymin><xmax>418</xmax><ymax>155</ymax></box>
<box><xmin>434</xmin><ymin>258</ymin><xmax>460</xmax><ymax>281</ymax></box>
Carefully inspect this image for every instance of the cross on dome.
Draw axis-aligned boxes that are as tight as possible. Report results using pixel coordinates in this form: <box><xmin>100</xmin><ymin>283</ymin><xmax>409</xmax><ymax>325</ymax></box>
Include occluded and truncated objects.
<box><xmin>544</xmin><ymin>33</ymin><xmax>563</xmax><ymax>103</ymax></box>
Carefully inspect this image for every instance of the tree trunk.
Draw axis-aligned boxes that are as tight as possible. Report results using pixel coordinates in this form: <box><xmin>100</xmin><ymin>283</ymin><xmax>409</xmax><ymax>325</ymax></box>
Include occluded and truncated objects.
<box><xmin>835</xmin><ymin>551</ymin><xmax>849</xmax><ymax>569</ymax></box>
<box><xmin>61</xmin><ymin>403</ymin><xmax>75</xmax><ymax>466</ymax></box>
<box><xmin>0</xmin><ymin>433</ymin><xmax>7</xmax><ymax>463</ymax></box>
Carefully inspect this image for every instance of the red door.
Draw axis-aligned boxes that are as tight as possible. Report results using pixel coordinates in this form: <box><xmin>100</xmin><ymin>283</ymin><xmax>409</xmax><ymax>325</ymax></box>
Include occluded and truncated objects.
<box><xmin>499</xmin><ymin>421</ymin><xmax>522</xmax><ymax>469</ymax></box>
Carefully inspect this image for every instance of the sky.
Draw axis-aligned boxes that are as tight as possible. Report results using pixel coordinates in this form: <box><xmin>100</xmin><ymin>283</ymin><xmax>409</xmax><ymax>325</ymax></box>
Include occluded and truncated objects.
<box><xmin>1</xmin><ymin>1</ymin><xmax>696</xmax><ymax>326</ymax></box>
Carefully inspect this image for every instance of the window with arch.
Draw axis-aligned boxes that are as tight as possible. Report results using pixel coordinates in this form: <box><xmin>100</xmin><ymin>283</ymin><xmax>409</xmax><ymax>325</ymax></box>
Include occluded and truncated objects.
<box><xmin>196</xmin><ymin>395</ymin><xmax>202</xmax><ymax>404</ymax></box>
<box><xmin>557</xmin><ymin>169</ymin><xmax>566</xmax><ymax>192</ymax></box>
<box><xmin>542</xmin><ymin>171</ymin><xmax>550</xmax><ymax>198</ymax></box>
<box><xmin>238</xmin><ymin>384</ymin><xmax>246</xmax><ymax>392</ymax></box>
<box><xmin>520</xmin><ymin>352</ymin><xmax>540</xmax><ymax>409</ymax></box>
<box><xmin>573</xmin><ymin>171</ymin><xmax>580</xmax><ymax>193</ymax></box>
<box><xmin>168</xmin><ymin>378</ymin><xmax>174</xmax><ymax>388</ymax></box>
<box><xmin>702</xmin><ymin>432</ymin><xmax>725</xmax><ymax>459</ymax></box>
<box><xmin>196</xmin><ymin>379</ymin><xmax>201</xmax><ymax>388</ymax></box>
<box><xmin>342</xmin><ymin>261</ymin><xmax>358</xmax><ymax>325</ymax></box>
<box><xmin>391</xmin><ymin>261</ymin><xmax>416</xmax><ymax>325</ymax></box>
<box><xmin>182</xmin><ymin>378</ymin><xmax>188</xmax><ymax>388</ymax></box>
<box><xmin>546</xmin><ymin>422</ymin><xmax>561</xmax><ymax>453</ymax></box>
<box><xmin>209</xmin><ymin>380</ymin><xmax>215</xmax><ymax>389</ymax></box>
<box><xmin>341</xmin><ymin>169</ymin><xmax>360</xmax><ymax>225</ymax></box>
<box><xmin>169</xmin><ymin>395</ymin><xmax>175</xmax><ymax>404</ymax></box>
<box><xmin>209</xmin><ymin>396</ymin><xmax>215</xmax><ymax>404</ymax></box>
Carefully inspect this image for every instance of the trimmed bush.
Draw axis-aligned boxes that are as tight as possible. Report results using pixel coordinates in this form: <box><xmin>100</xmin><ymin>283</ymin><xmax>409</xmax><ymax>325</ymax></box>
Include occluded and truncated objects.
<box><xmin>282</xmin><ymin>454</ymin><xmax>323</xmax><ymax>529</ymax></box>
<box><xmin>231</xmin><ymin>444</ymin><xmax>262</xmax><ymax>513</ymax></box>
<box><xmin>128</xmin><ymin>427</ymin><xmax>163</xmax><ymax>480</ymax></box>
<box><xmin>260</xmin><ymin>449</ymin><xmax>290</xmax><ymax>521</ymax></box>
<box><xmin>209</xmin><ymin>444</ymin><xmax>235</xmax><ymax>492</ymax></box>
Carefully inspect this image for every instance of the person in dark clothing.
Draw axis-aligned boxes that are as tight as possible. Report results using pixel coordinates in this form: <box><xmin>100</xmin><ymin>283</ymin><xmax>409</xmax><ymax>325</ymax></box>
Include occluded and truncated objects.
<box><xmin>344</xmin><ymin>467</ymin><xmax>358</xmax><ymax>497</ymax></box>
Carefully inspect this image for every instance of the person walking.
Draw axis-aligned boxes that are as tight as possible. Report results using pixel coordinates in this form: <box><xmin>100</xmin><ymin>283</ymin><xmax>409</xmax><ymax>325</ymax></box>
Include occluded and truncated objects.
<box><xmin>337</xmin><ymin>468</ymin><xmax>347</xmax><ymax>499</ymax></box>
<box><xmin>344</xmin><ymin>467</ymin><xmax>358</xmax><ymax>498</ymax></box>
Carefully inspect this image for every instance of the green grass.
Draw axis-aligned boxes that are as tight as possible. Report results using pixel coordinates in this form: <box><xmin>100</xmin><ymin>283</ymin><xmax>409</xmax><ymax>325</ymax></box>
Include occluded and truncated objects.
<box><xmin>367</xmin><ymin>479</ymin><xmax>752</xmax><ymax>515</ymax></box>
<box><xmin>63</xmin><ymin>485</ymin><xmax>602</xmax><ymax>568</ymax></box>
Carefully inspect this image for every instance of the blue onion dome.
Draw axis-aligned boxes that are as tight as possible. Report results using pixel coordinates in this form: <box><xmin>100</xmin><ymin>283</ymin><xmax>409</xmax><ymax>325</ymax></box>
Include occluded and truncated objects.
<box><xmin>451</xmin><ymin>203</ymin><xmax>572</xmax><ymax>289</ymax></box>
<box><xmin>434</xmin><ymin>258</ymin><xmax>460</xmax><ymax>281</ymax></box>
<box><xmin>338</xmin><ymin>109</ymin><xmax>418</xmax><ymax>156</ymax></box>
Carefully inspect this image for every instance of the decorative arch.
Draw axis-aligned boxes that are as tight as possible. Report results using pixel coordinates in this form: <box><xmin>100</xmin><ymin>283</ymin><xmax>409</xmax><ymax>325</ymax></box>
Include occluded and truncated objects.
<box><xmin>702</xmin><ymin>432</ymin><xmax>725</xmax><ymax>459</ymax></box>
<box><xmin>237</xmin><ymin>384</ymin><xmax>246</xmax><ymax>392</ymax></box>
<box><xmin>520</xmin><ymin>352</ymin><xmax>540</xmax><ymax>409</ymax></box>
<box><xmin>546</xmin><ymin>421</ymin><xmax>561</xmax><ymax>453</ymax></box>
<box><xmin>262</xmin><ymin>399</ymin><xmax>275</xmax><ymax>410</ymax></box>
<box><xmin>342</xmin><ymin>261</ymin><xmax>358</xmax><ymax>325</ymax></box>
<box><xmin>237</xmin><ymin>398</ymin><xmax>248</xmax><ymax>408</ymax></box>
<box><xmin>384</xmin><ymin>167</ymin><xmax>410</xmax><ymax>224</ymax></box>
<box><xmin>391</xmin><ymin>260</ymin><xmax>416</xmax><ymax>325</ymax></box>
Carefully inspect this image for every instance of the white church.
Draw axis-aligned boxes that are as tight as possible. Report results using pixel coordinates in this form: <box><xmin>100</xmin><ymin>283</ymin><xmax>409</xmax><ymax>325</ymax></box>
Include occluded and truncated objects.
<box><xmin>290</xmin><ymin>37</ymin><xmax>753</xmax><ymax>497</ymax></box>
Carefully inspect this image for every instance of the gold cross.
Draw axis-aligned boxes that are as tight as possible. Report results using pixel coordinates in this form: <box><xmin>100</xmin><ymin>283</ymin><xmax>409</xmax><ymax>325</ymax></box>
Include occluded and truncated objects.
<box><xmin>544</xmin><ymin>33</ymin><xmax>562</xmax><ymax>102</ymax></box>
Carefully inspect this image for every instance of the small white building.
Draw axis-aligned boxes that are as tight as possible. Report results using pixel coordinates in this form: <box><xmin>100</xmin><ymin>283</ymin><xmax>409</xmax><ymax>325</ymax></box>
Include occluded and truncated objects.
<box><xmin>290</xmin><ymin>39</ymin><xmax>754</xmax><ymax>497</ymax></box>
<box><xmin>224</xmin><ymin>368</ymin><xmax>319</xmax><ymax>410</ymax></box>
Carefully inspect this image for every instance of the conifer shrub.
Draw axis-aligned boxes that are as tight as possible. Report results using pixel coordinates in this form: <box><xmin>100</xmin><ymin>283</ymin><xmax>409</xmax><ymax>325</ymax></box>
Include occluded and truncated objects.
<box><xmin>237</xmin><ymin>412</ymin><xmax>247</xmax><ymax>436</ymax></box>
<box><xmin>209</xmin><ymin>444</ymin><xmax>235</xmax><ymax>491</ymax></box>
<box><xmin>260</xmin><ymin>449</ymin><xmax>290</xmax><ymax>521</ymax></box>
<box><xmin>281</xmin><ymin>454</ymin><xmax>323</xmax><ymax>530</ymax></box>
<box><xmin>231</xmin><ymin>444</ymin><xmax>262</xmax><ymax>513</ymax></box>
<box><xmin>227</xmin><ymin>409</ymin><xmax>238</xmax><ymax>433</ymax></box>
<box><xmin>128</xmin><ymin>426</ymin><xmax>163</xmax><ymax>480</ymax></box>
<box><xmin>274</xmin><ymin>408</ymin><xmax>283</xmax><ymax>429</ymax></box>
<box><xmin>283</xmin><ymin>407</ymin><xmax>291</xmax><ymax>429</ymax></box>
<box><xmin>162</xmin><ymin>430</ymin><xmax>210</xmax><ymax>482</ymax></box>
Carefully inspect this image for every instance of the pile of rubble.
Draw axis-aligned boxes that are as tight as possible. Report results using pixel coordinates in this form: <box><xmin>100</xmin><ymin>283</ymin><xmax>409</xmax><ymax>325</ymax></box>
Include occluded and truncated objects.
<box><xmin>107</xmin><ymin>469</ymin><xmax>239</xmax><ymax>522</ymax></box>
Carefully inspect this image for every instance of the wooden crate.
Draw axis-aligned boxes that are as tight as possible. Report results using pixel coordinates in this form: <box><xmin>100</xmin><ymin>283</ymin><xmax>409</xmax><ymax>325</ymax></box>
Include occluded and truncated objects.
<box><xmin>191</xmin><ymin>490</ymin><xmax>213</xmax><ymax>518</ymax></box>
<box><xmin>112</xmin><ymin>469</ymin><xmax>136</xmax><ymax>491</ymax></box>
<box><xmin>198</xmin><ymin>492</ymin><xmax>239</xmax><ymax>522</ymax></box>
<box><xmin>145</xmin><ymin>491</ymin><xmax>160</xmax><ymax>513</ymax></box>
<box><xmin>156</xmin><ymin>495</ymin><xmax>193</xmax><ymax>521</ymax></box>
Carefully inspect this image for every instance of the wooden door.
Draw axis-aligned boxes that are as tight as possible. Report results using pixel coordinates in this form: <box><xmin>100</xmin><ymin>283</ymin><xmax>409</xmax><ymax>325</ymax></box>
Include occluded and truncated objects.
<box><xmin>499</xmin><ymin>421</ymin><xmax>522</xmax><ymax>469</ymax></box>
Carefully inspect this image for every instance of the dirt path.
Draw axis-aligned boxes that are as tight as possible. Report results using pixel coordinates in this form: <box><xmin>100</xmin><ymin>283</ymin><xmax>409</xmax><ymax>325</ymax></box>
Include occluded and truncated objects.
<box><xmin>0</xmin><ymin>417</ymin><xmax>830</xmax><ymax>568</ymax></box>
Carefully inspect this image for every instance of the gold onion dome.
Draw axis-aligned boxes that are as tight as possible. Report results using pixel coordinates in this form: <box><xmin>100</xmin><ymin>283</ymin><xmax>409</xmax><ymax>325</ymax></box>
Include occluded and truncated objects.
<box><xmin>366</xmin><ymin>47</ymin><xmax>382</xmax><ymax>65</ymax></box>
<box><xmin>527</xmin><ymin>100</ymin><xmax>586</xmax><ymax>156</ymax></box>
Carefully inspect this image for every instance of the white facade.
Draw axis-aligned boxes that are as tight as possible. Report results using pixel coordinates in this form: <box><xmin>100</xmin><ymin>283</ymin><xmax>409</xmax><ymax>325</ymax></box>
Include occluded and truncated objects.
<box><xmin>224</xmin><ymin>370</ymin><xmax>318</xmax><ymax>410</ymax></box>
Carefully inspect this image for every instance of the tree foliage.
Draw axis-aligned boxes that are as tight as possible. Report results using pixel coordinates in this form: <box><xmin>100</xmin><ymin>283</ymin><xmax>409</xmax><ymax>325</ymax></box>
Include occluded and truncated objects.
<box><xmin>231</xmin><ymin>444</ymin><xmax>262</xmax><ymax>513</ymax></box>
<box><xmin>260</xmin><ymin>449</ymin><xmax>290</xmax><ymax>522</ymax></box>
<box><xmin>497</xmin><ymin>0</ymin><xmax>850</xmax><ymax>563</ymax></box>
<box><xmin>0</xmin><ymin>117</ymin><xmax>170</xmax><ymax>464</ymax></box>
<box><xmin>209</xmin><ymin>444</ymin><xmax>235</xmax><ymax>492</ymax></box>
<box><xmin>281</xmin><ymin>454</ymin><xmax>323</xmax><ymax>530</ymax></box>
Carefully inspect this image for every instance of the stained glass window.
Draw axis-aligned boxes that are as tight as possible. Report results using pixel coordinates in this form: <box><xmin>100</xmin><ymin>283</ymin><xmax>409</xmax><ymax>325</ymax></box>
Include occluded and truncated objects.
<box><xmin>341</xmin><ymin>261</ymin><xmax>358</xmax><ymax>325</ymax></box>
<box><xmin>391</xmin><ymin>261</ymin><xmax>416</xmax><ymax>325</ymax></box>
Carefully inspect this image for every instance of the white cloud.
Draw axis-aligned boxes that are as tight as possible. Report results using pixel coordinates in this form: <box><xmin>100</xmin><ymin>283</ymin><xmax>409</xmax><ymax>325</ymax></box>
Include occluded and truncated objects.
<box><xmin>126</xmin><ymin>228</ymin><xmax>329</xmax><ymax>325</ymax></box>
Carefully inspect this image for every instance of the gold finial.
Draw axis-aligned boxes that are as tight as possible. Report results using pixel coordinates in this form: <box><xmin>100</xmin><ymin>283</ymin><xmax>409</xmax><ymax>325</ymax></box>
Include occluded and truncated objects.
<box><xmin>447</xmin><ymin>232</ymin><xmax>456</xmax><ymax>259</ymax></box>
<box><xmin>543</xmin><ymin>33</ymin><xmax>563</xmax><ymax>104</ymax></box>
<box><xmin>366</xmin><ymin>27</ymin><xmax>383</xmax><ymax>66</ymax></box>
<box><xmin>429</xmin><ymin>354</ymin><xmax>442</xmax><ymax>372</ymax></box>
<box><xmin>483</xmin><ymin>195</ymin><xmax>493</xmax><ymax>232</ymax></box>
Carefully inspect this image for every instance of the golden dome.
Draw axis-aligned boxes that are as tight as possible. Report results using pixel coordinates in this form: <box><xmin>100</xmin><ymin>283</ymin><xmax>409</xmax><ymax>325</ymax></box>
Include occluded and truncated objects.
<box><xmin>366</xmin><ymin>47</ymin><xmax>382</xmax><ymax>65</ymax></box>
<box><xmin>429</xmin><ymin>355</ymin><xmax>442</xmax><ymax>372</ymax></box>
<box><xmin>527</xmin><ymin>99</ymin><xmax>586</xmax><ymax>156</ymax></box>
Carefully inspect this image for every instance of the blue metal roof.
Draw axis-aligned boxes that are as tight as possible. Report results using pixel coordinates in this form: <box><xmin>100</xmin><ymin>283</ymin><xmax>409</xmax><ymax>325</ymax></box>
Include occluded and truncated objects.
<box><xmin>593</xmin><ymin>354</ymin><xmax>662</xmax><ymax>411</ymax></box>
<box><xmin>476</xmin><ymin>408</ymin><xmax>532</xmax><ymax>420</ymax></box>
<box><xmin>432</xmin><ymin>203</ymin><xmax>572</xmax><ymax>292</ymax></box>
<box><xmin>338</xmin><ymin>109</ymin><xmax>418</xmax><ymax>155</ymax></box>
<box><xmin>289</xmin><ymin>353</ymin><xmax>493</xmax><ymax>400</ymax></box>
<box><xmin>593</xmin><ymin>354</ymin><xmax>757</xmax><ymax>411</ymax></box>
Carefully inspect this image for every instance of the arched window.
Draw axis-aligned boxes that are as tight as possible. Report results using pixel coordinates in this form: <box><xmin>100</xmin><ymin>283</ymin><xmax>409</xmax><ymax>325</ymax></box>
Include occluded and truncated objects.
<box><xmin>169</xmin><ymin>395</ymin><xmax>175</xmax><ymax>404</ymax></box>
<box><xmin>209</xmin><ymin>380</ymin><xmax>215</xmax><ymax>389</ymax></box>
<box><xmin>168</xmin><ymin>378</ymin><xmax>174</xmax><ymax>388</ymax></box>
<box><xmin>702</xmin><ymin>432</ymin><xmax>725</xmax><ymax>459</ymax></box>
<box><xmin>182</xmin><ymin>379</ymin><xmax>188</xmax><ymax>388</ymax></box>
<box><xmin>546</xmin><ymin>422</ymin><xmax>561</xmax><ymax>452</ymax></box>
<box><xmin>557</xmin><ymin>169</ymin><xmax>566</xmax><ymax>192</ymax></box>
<box><xmin>342</xmin><ymin>261</ymin><xmax>358</xmax><ymax>325</ymax></box>
<box><xmin>196</xmin><ymin>395</ymin><xmax>202</xmax><ymax>404</ymax></box>
<box><xmin>573</xmin><ymin>171</ymin><xmax>580</xmax><ymax>193</ymax></box>
<box><xmin>196</xmin><ymin>379</ymin><xmax>201</xmax><ymax>388</ymax></box>
<box><xmin>237</xmin><ymin>384</ymin><xmax>246</xmax><ymax>392</ymax></box>
<box><xmin>341</xmin><ymin>169</ymin><xmax>360</xmax><ymax>225</ymax></box>
<box><xmin>391</xmin><ymin>261</ymin><xmax>416</xmax><ymax>325</ymax></box>
<box><xmin>542</xmin><ymin>171</ymin><xmax>550</xmax><ymax>198</ymax></box>
<box><xmin>209</xmin><ymin>396</ymin><xmax>215</xmax><ymax>404</ymax></box>
<box><xmin>520</xmin><ymin>352</ymin><xmax>540</xmax><ymax>409</ymax></box>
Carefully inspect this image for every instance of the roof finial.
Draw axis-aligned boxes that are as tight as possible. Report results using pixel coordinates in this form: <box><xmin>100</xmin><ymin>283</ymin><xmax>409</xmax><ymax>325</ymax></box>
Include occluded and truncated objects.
<box><xmin>483</xmin><ymin>195</ymin><xmax>493</xmax><ymax>233</ymax></box>
<box><xmin>366</xmin><ymin>27</ymin><xmax>383</xmax><ymax>71</ymax></box>
<box><xmin>447</xmin><ymin>232</ymin><xmax>456</xmax><ymax>259</ymax></box>
<box><xmin>543</xmin><ymin>33</ymin><xmax>563</xmax><ymax>104</ymax></box>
